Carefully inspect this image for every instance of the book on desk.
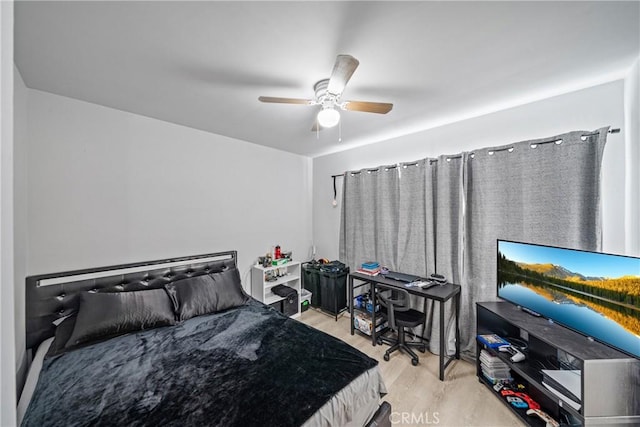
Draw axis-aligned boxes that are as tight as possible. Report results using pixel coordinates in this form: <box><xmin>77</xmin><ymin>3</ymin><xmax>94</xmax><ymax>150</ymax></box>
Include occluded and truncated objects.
<box><xmin>357</xmin><ymin>261</ymin><xmax>381</xmax><ymax>276</ymax></box>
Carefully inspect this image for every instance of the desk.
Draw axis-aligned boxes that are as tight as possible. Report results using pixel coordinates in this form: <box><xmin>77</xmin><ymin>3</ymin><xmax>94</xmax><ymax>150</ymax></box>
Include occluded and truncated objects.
<box><xmin>348</xmin><ymin>272</ymin><xmax>461</xmax><ymax>381</ymax></box>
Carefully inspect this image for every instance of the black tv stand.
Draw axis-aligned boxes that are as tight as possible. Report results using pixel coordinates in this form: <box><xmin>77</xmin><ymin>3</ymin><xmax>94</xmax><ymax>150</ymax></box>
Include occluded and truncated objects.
<box><xmin>476</xmin><ymin>302</ymin><xmax>640</xmax><ymax>426</ymax></box>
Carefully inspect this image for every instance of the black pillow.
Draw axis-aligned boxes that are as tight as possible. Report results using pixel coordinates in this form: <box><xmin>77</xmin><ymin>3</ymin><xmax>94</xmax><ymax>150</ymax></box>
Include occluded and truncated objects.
<box><xmin>211</xmin><ymin>267</ymin><xmax>249</xmax><ymax>312</ymax></box>
<box><xmin>165</xmin><ymin>267</ymin><xmax>248</xmax><ymax>321</ymax></box>
<box><xmin>46</xmin><ymin>314</ymin><xmax>77</xmax><ymax>357</ymax></box>
<box><xmin>65</xmin><ymin>288</ymin><xmax>176</xmax><ymax>348</ymax></box>
<box><xmin>164</xmin><ymin>275</ymin><xmax>219</xmax><ymax>321</ymax></box>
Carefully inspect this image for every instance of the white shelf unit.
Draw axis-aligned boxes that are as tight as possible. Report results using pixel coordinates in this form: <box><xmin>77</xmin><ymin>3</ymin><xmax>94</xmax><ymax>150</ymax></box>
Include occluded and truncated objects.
<box><xmin>251</xmin><ymin>261</ymin><xmax>301</xmax><ymax>318</ymax></box>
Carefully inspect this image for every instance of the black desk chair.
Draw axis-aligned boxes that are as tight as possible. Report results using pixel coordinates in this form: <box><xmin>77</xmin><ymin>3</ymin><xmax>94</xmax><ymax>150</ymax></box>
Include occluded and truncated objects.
<box><xmin>376</xmin><ymin>284</ymin><xmax>426</xmax><ymax>366</ymax></box>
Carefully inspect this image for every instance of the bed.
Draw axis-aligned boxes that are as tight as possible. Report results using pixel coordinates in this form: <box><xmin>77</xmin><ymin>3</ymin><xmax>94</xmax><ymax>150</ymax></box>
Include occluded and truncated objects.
<box><xmin>18</xmin><ymin>251</ymin><xmax>389</xmax><ymax>426</ymax></box>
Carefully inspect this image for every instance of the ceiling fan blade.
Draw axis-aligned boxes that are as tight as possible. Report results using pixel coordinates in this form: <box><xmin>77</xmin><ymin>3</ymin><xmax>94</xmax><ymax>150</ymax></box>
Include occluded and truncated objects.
<box><xmin>343</xmin><ymin>101</ymin><xmax>393</xmax><ymax>114</ymax></box>
<box><xmin>258</xmin><ymin>96</ymin><xmax>314</xmax><ymax>105</ymax></box>
<box><xmin>326</xmin><ymin>55</ymin><xmax>359</xmax><ymax>95</ymax></box>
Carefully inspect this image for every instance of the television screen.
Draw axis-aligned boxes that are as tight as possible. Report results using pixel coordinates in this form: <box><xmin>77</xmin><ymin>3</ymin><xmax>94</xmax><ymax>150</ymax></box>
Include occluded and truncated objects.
<box><xmin>497</xmin><ymin>240</ymin><xmax>640</xmax><ymax>358</ymax></box>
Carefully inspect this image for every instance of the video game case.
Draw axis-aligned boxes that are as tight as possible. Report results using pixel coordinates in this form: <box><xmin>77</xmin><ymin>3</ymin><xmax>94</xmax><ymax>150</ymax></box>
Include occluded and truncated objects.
<box><xmin>480</xmin><ymin>360</ymin><xmax>509</xmax><ymax>371</ymax></box>
<box><xmin>481</xmin><ymin>359</ymin><xmax>510</xmax><ymax>370</ymax></box>
<box><xmin>481</xmin><ymin>366</ymin><xmax>512</xmax><ymax>378</ymax></box>
<box><xmin>477</xmin><ymin>334</ymin><xmax>510</xmax><ymax>348</ymax></box>
<box><xmin>480</xmin><ymin>350</ymin><xmax>509</xmax><ymax>368</ymax></box>
<box><xmin>482</xmin><ymin>372</ymin><xmax>513</xmax><ymax>385</ymax></box>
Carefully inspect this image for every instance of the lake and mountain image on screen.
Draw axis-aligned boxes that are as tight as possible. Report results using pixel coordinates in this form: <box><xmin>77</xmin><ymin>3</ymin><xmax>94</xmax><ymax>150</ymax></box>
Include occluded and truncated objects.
<box><xmin>497</xmin><ymin>241</ymin><xmax>640</xmax><ymax>358</ymax></box>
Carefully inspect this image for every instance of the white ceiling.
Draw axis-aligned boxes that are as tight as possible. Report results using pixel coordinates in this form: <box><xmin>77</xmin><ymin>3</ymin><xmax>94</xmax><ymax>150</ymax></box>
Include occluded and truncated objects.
<box><xmin>14</xmin><ymin>1</ymin><xmax>640</xmax><ymax>158</ymax></box>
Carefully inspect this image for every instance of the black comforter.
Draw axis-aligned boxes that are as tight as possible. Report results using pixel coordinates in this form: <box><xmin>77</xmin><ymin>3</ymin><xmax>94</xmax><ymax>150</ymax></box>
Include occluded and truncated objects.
<box><xmin>22</xmin><ymin>301</ymin><xmax>379</xmax><ymax>427</ymax></box>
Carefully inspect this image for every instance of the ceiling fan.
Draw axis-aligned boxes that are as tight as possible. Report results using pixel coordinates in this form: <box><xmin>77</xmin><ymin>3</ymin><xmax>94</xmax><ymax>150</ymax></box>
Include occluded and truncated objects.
<box><xmin>259</xmin><ymin>55</ymin><xmax>393</xmax><ymax>131</ymax></box>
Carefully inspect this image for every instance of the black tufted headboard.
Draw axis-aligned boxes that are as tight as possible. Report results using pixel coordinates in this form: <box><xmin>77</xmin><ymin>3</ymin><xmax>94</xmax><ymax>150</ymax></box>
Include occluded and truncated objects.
<box><xmin>25</xmin><ymin>250</ymin><xmax>238</xmax><ymax>352</ymax></box>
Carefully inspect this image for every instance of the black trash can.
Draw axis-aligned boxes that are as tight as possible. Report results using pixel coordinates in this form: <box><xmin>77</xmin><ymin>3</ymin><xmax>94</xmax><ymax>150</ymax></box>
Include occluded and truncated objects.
<box><xmin>302</xmin><ymin>262</ymin><xmax>322</xmax><ymax>307</ymax></box>
<box><xmin>319</xmin><ymin>262</ymin><xmax>349</xmax><ymax>316</ymax></box>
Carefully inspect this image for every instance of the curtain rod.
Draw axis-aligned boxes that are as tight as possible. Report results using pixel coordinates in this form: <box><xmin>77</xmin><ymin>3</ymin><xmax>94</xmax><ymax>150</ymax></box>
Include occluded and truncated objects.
<box><xmin>330</xmin><ymin>127</ymin><xmax>620</xmax><ymax>178</ymax></box>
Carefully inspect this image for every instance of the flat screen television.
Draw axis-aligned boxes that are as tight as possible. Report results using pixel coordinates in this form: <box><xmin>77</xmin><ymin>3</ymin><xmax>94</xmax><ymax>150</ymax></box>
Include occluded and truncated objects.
<box><xmin>497</xmin><ymin>240</ymin><xmax>640</xmax><ymax>359</ymax></box>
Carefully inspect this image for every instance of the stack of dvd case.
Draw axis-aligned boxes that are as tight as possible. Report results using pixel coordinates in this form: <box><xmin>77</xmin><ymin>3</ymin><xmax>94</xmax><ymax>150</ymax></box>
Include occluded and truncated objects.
<box><xmin>480</xmin><ymin>349</ymin><xmax>512</xmax><ymax>384</ymax></box>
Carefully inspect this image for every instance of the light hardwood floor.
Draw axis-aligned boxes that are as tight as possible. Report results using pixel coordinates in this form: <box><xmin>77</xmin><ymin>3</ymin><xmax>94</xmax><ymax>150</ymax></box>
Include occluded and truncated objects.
<box><xmin>299</xmin><ymin>308</ymin><xmax>525</xmax><ymax>427</ymax></box>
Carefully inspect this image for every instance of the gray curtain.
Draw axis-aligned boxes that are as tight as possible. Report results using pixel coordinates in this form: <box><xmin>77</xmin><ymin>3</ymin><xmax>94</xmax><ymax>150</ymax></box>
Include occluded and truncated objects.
<box><xmin>339</xmin><ymin>127</ymin><xmax>609</xmax><ymax>359</ymax></box>
<box><xmin>396</xmin><ymin>160</ymin><xmax>431</xmax><ymax>276</ymax></box>
<box><xmin>395</xmin><ymin>160</ymin><xmax>434</xmax><ymax>341</ymax></box>
<box><xmin>459</xmin><ymin>127</ymin><xmax>609</xmax><ymax>356</ymax></box>
<box><xmin>428</xmin><ymin>154</ymin><xmax>466</xmax><ymax>355</ymax></box>
<box><xmin>340</xmin><ymin>166</ymin><xmax>399</xmax><ymax>270</ymax></box>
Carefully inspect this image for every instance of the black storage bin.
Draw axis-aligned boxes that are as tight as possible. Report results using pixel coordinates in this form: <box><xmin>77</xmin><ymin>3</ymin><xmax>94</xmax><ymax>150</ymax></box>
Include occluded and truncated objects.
<box><xmin>302</xmin><ymin>263</ymin><xmax>321</xmax><ymax>307</ymax></box>
<box><xmin>319</xmin><ymin>262</ymin><xmax>349</xmax><ymax>316</ymax></box>
<box><xmin>272</xmin><ymin>284</ymin><xmax>299</xmax><ymax>317</ymax></box>
<box><xmin>268</xmin><ymin>301</ymin><xmax>282</xmax><ymax>313</ymax></box>
<box><xmin>281</xmin><ymin>293</ymin><xmax>298</xmax><ymax>317</ymax></box>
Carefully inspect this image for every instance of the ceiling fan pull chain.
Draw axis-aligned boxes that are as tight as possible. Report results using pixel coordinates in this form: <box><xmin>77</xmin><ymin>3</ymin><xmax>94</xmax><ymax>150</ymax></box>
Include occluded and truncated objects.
<box><xmin>338</xmin><ymin>120</ymin><xmax>342</xmax><ymax>143</ymax></box>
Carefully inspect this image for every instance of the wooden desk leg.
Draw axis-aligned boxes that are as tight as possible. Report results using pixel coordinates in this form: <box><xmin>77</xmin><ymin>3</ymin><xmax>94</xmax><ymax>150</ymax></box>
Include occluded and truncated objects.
<box><xmin>439</xmin><ymin>300</ymin><xmax>445</xmax><ymax>381</ymax></box>
<box><xmin>349</xmin><ymin>276</ymin><xmax>355</xmax><ymax>336</ymax></box>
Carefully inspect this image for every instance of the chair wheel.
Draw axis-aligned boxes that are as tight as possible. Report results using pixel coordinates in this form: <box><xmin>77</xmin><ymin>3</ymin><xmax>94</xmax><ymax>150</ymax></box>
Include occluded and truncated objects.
<box><xmin>376</xmin><ymin>338</ymin><xmax>383</xmax><ymax>345</ymax></box>
<box><xmin>411</xmin><ymin>358</ymin><xmax>419</xmax><ymax>366</ymax></box>
<box><xmin>419</xmin><ymin>346</ymin><xmax>426</xmax><ymax>353</ymax></box>
<box><xmin>383</xmin><ymin>353</ymin><xmax>390</xmax><ymax>362</ymax></box>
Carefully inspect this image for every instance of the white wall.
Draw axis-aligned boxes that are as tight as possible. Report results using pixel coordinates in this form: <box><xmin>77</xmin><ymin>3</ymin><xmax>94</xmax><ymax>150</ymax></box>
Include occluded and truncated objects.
<box><xmin>26</xmin><ymin>89</ymin><xmax>313</xmax><ymax>284</ymax></box>
<box><xmin>624</xmin><ymin>58</ymin><xmax>639</xmax><ymax>257</ymax></box>
<box><xmin>14</xmin><ymin>66</ymin><xmax>28</xmax><ymax>392</ymax></box>
<box><xmin>0</xmin><ymin>0</ymin><xmax>17</xmax><ymax>425</ymax></box>
<box><xmin>312</xmin><ymin>80</ymin><xmax>629</xmax><ymax>261</ymax></box>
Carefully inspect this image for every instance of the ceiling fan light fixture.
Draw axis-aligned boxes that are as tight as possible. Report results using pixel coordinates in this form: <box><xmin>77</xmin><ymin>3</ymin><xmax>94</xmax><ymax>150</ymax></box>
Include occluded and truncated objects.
<box><xmin>317</xmin><ymin>107</ymin><xmax>340</xmax><ymax>128</ymax></box>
